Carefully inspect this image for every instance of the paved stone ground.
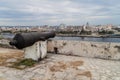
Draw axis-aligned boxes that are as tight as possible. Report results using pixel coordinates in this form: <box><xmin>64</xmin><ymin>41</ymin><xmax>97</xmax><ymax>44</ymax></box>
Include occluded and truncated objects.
<box><xmin>0</xmin><ymin>53</ymin><xmax>120</xmax><ymax>80</ymax></box>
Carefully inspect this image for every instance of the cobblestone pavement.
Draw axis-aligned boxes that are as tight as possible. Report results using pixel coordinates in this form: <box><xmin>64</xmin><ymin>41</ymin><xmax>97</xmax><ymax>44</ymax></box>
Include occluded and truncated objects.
<box><xmin>0</xmin><ymin>53</ymin><xmax>120</xmax><ymax>80</ymax></box>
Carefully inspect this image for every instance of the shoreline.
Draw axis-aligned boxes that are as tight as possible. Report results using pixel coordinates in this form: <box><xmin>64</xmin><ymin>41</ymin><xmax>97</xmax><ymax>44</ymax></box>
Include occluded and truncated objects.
<box><xmin>1</xmin><ymin>32</ymin><xmax>120</xmax><ymax>38</ymax></box>
<box><xmin>56</xmin><ymin>34</ymin><xmax>120</xmax><ymax>38</ymax></box>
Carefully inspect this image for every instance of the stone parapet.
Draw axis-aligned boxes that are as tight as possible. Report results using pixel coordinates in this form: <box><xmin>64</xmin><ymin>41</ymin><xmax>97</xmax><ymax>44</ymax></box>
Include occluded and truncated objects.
<box><xmin>47</xmin><ymin>40</ymin><xmax>120</xmax><ymax>60</ymax></box>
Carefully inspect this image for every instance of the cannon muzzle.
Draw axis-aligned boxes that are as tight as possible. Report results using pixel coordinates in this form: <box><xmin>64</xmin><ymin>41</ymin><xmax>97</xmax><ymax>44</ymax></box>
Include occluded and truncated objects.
<box><xmin>9</xmin><ymin>32</ymin><xmax>55</xmax><ymax>49</ymax></box>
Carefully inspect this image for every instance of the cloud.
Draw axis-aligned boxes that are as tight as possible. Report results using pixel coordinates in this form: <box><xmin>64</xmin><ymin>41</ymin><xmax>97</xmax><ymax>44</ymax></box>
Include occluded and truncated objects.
<box><xmin>0</xmin><ymin>0</ymin><xmax>120</xmax><ymax>25</ymax></box>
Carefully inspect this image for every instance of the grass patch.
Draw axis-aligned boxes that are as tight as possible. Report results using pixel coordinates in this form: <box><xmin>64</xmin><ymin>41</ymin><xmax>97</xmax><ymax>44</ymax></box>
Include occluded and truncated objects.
<box><xmin>10</xmin><ymin>58</ymin><xmax>37</xmax><ymax>69</ymax></box>
<box><xmin>0</xmin><ymin>35</ymin><xmax>3</xmax><ymax>39</ymax></box>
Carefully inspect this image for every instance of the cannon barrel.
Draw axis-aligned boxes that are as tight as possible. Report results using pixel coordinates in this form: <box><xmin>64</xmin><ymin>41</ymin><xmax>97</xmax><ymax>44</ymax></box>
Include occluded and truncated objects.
<box><xmin>9</xmin><ymin>32</ymin><xmax>55</xmax><ymax>49</ymax></box>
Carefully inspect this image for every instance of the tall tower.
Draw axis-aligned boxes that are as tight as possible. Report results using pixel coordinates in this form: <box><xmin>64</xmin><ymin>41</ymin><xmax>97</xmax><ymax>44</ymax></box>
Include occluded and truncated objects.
<box><xmin>86</xmin><ymin>22</ymin><xmax>89</xmax><ymax>27</ymax></box>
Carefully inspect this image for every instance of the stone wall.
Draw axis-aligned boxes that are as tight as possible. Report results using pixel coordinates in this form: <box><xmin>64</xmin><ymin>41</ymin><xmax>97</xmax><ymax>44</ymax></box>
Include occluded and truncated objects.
<box><xmin>47</xmin><ymin>40</ymin><xmax>120</xmax><ymax>60</ymax></box>
<box><xmin>0</xmin><ymin>39</ymin><xmax>16</xmax><ymax>49</ymax></box>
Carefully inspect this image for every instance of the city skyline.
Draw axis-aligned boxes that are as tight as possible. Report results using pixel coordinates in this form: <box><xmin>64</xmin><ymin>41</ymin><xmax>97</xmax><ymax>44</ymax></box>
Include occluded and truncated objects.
<box><xmin>0</xmin><ymin>0</ymin><xmax>120</xmax><ymax>26</ymax></box>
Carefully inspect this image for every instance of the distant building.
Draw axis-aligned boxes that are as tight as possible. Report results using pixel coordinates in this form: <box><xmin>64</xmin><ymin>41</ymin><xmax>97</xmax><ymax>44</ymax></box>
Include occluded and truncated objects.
<box><xmin>59</xmin><ymin>23</ymin><xmax>66</xmax><ymax>30</ymax></box>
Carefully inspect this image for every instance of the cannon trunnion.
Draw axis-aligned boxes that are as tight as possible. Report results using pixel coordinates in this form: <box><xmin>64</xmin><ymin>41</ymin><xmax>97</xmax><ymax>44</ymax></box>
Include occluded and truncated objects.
<box><xmin>10</xmin><ymin>32</ymin><xmax>55</xmax><ymax>49</ymax></box>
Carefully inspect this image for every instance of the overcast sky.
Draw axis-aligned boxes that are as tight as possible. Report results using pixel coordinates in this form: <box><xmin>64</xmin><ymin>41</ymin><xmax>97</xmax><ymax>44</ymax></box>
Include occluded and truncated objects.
<box><xmin>0</xmin><ymin>0</ymin><xmax>120</xmax><ymax>26</ymax></box>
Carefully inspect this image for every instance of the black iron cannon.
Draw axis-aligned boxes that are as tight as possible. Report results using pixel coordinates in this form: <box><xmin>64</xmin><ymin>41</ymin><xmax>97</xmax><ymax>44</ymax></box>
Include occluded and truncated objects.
<box><xmin>9</xmin><ymin>32</ymin><xmax>55</xmax><ymax>49</ymax></box>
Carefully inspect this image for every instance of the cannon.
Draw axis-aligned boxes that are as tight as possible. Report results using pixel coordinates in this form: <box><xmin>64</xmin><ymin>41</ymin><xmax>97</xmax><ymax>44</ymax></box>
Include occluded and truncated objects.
<box><xmin>10</xmin><ymin>32</ymin><xmax>55</xmax><ymax>49</ymax></box>
<box><xmin>9</xmin><ymin>32</ymin><xmax>55</xmax><ymax>61</ymax></box>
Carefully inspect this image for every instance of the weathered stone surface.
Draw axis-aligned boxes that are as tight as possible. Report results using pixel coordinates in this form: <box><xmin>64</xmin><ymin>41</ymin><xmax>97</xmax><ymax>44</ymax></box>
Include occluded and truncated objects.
<box><xmin>0</xmin><ymin>54</ymin><xmax>120</xmax><ymax>80</ymax></box>
<box><xmin>0</xmin><ymin>48</ymin><xmax>24</xmax><ymax>66</ymax></box>
<box><xmin>6</xmin><ymin>59</ymin><xmax>17</xmax><ymax>63</ymax></box>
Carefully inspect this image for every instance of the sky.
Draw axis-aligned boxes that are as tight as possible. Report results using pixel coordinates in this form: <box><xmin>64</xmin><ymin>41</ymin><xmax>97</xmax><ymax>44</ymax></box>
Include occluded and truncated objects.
<box><xmin>0</xmin><ymin>0</ymin><xmax>120</xmax><ymax>26</ymax></box>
